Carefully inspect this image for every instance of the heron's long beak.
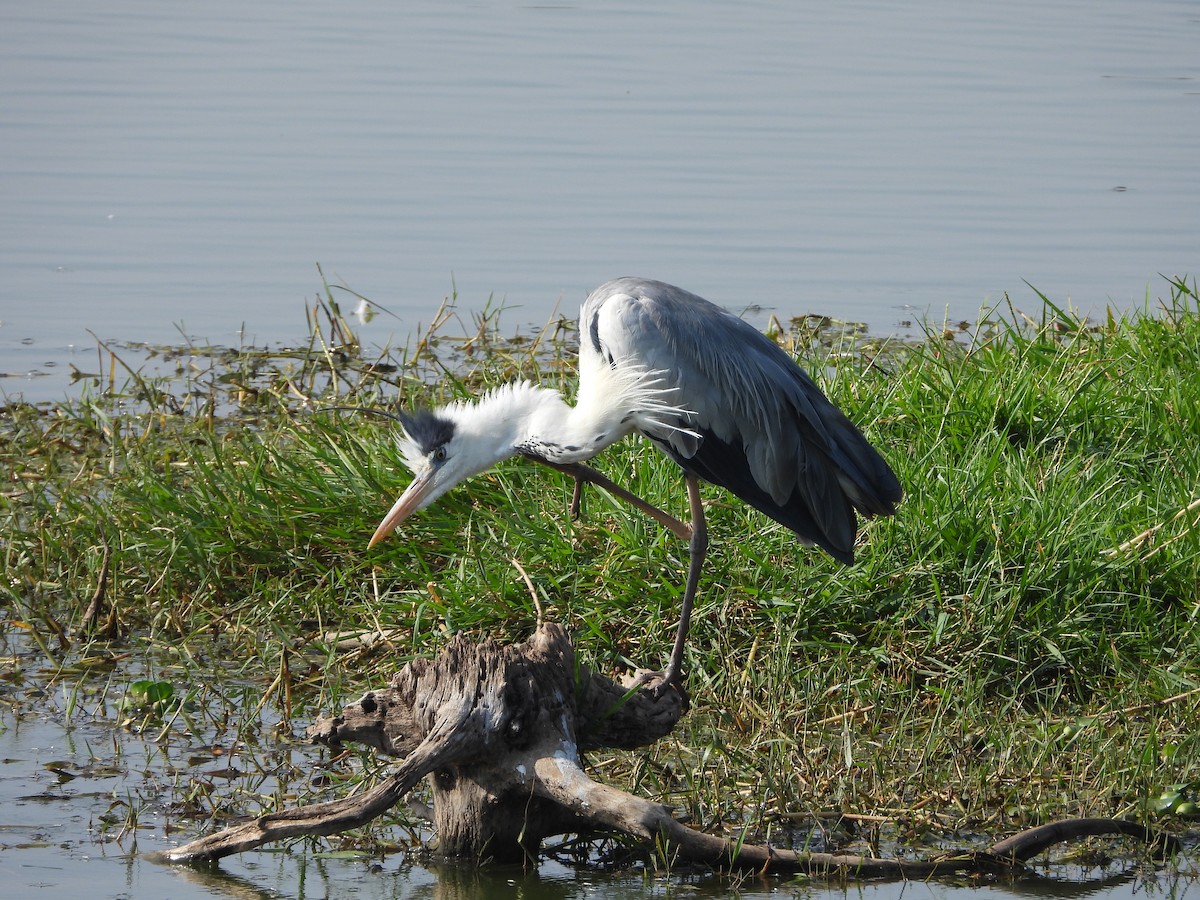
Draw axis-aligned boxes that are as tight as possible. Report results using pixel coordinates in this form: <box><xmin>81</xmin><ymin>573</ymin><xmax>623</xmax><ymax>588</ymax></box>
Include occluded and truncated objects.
<box><xmin>368</xmin><ymin>469</ymin><xmax>436</xmax><ymax>548</ymax></box>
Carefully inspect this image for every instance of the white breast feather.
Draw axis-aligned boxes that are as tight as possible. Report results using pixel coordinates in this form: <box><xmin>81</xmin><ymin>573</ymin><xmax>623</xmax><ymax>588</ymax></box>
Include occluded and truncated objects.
<box><xmin>578</xmin><ymin>352</ymin><xmax>699</xmax><ymax>444</ymax></box>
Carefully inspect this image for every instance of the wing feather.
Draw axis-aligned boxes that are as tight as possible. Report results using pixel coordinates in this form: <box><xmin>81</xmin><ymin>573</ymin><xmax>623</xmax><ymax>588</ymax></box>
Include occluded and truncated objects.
<box><xmin>581</xmin><ymin>277</ymin><xmax>901</xmax><ymax>562</ymax></box>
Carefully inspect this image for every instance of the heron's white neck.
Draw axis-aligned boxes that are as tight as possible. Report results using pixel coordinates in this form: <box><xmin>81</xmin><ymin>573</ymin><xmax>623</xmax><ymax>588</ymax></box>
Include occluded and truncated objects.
<box><xmin>447</xmin><ymin>381</ymin><xmax>625</xmax><ymax>466</ymax></box>
<box><xmin>450</xmin><ymin>364</ymin><xmax>691</xmax><ymax>466</ymax></box>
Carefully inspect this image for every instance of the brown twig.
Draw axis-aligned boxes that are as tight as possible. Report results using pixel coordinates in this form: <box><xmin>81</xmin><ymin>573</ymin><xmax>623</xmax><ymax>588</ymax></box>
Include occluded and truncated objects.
<box><xmin>1101</xmin><ymin>497</ymin><xmax>1200</xmax><ymax>560</ymax></box>
<box><xmin>78</xmin><ymin>539</ymin><xmax>113</xmax><ymax>636</ymax></box>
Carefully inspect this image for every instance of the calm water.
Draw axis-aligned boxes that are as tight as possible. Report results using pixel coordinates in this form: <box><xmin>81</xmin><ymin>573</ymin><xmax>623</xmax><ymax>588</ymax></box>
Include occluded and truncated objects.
<box><xmin>2</xmin><ymin>0</ymin><xmax>1198</xmax><ymax>403</ymax></box>
<box><xmin>3</xmin><ymin>2</ymin><xmax>1200</xmax><ymax>897</ymax></box>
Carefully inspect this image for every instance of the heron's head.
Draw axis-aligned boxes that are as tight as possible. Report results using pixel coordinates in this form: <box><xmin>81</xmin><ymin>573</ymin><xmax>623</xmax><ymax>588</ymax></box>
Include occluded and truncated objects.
<box><xmin>367</xmin><ymin>392</ymin><xmax>536</xmax><ymax>547</ymax></box>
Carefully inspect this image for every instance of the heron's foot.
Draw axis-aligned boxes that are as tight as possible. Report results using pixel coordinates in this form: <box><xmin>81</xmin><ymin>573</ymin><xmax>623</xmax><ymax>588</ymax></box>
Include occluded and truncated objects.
<box><xmin>628</xmin><ymin>666</ymin><xmax>688</xmax><ymax>706</ymax></box>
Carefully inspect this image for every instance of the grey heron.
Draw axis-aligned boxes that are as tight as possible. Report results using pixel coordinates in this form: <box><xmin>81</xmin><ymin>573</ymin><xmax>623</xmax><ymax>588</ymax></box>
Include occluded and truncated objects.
<box><xmin>368</xmin><ymin>277</ymin><xmax>902</xmax><ymax>689</ymax></box>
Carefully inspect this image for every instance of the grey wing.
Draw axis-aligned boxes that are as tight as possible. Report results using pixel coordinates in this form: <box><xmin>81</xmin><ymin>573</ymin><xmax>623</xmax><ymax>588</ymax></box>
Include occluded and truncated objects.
<box><xmin>582</xmin><ymin>277</ymin><xmax>901</xmax><ymax>562</ymax></box>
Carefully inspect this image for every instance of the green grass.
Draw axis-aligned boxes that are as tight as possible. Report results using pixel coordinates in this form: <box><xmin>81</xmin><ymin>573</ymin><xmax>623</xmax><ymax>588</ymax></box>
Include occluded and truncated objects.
<box><xmin>3</xmin><ymin>275</ymin><xmax>1200</xmax><ymax>854</ymax></box>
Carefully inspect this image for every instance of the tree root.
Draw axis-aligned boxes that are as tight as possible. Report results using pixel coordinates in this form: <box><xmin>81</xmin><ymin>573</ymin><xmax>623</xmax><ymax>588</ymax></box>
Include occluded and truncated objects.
<box><xmin>152</xmin><ymin>623</ymin><xmax>1179</xmax><ymax>878</ymax></box>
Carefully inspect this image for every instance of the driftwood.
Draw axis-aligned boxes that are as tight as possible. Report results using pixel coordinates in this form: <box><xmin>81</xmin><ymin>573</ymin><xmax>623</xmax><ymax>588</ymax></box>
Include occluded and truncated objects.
<box><xmin>157</xmin><ymin>623</ymin><xmax>1178</xmax><ymax>877</ymax></box>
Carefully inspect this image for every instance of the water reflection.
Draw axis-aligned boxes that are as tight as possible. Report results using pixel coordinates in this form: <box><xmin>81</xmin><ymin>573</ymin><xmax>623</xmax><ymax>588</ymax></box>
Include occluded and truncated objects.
<box><xmin>2</xmin><ymin>0</ymin><xmax>1197</xmax><ymax>403</ymax></box>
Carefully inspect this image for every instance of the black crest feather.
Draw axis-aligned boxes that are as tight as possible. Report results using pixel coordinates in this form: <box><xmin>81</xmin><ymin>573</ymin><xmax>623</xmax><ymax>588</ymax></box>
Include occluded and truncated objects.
<box><xmin>400</xmin><ymin>409</ymin><xmax>457</xmax><ymax>454</ymax></box>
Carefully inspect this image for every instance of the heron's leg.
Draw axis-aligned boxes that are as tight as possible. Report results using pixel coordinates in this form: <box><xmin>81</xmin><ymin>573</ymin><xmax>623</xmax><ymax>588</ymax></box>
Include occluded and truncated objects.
<box><xmin>660</xmin><ymin>473</ymin><xmax>707</xmax><ymax>688</ymax></box>
<box><xmin>534</xmin><ymin>457</ymin><xmax>699</xmax><ymax>693</ymax></box>
<box><xmin>537</xmin><ymin>460</ymin><xmax>692</xmax><ymax>542</ymax></box>
<box><xmin>569</xmin><ymin>474</ymin><xmax>584</xmax><ymax>520</ymax></box>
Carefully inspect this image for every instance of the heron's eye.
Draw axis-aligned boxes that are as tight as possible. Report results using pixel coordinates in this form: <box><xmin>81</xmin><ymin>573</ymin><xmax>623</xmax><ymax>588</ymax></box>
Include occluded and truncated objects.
<box><xmin>434</xmin><ymin>447</ymin><xmax>447</xmax><ymax>462</ymax></box>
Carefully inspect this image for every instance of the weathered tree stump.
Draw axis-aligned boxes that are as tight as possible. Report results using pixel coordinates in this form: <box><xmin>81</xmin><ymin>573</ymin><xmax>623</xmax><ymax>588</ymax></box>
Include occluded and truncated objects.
<box><xmin>157</xmin><ymin>623</ymin><xmax>1178</xmax><ymax>877</ymax></box>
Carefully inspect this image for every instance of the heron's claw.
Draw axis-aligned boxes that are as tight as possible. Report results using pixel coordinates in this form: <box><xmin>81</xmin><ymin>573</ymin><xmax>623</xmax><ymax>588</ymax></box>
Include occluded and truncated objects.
<box><xmin>629</xmin><ymin>666</ymin><xmax>688</xmax><ymax>706</ymax></box>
